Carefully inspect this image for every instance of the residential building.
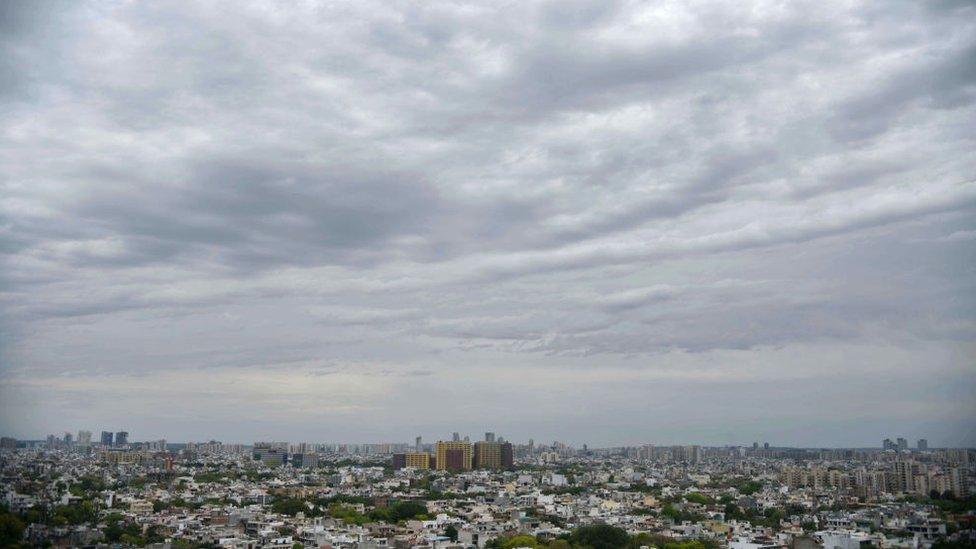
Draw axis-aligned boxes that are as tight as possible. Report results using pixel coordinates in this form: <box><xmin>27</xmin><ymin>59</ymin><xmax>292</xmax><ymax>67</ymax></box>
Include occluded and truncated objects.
<box><xmin>436</xmin><ymin>440</ymin><xmax>472</xmax><ymax>471</ymax></box>
<box><xmin>474</xmin><ymin>441</ymin><xmax>502</xmax><ymax>470</ymax></box>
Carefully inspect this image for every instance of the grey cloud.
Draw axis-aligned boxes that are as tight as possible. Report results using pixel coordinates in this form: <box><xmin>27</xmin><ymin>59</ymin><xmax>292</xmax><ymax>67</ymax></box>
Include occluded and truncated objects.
<box><xmin>1</xmin><ymin>0</ymin><xmax>974</xmax><ymax>444</ymax></box>
<box><xmin>829</xmin><ymin>39</ymin><xmax>976</xmax><ymax>141</ymax></box>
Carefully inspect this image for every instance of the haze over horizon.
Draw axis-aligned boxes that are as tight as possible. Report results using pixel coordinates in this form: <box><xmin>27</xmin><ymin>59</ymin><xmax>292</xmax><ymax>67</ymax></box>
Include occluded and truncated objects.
<box><xmin>1</xmin><ymin>0</ymin><xmax>974</xmax><ymax>448</ymax></box>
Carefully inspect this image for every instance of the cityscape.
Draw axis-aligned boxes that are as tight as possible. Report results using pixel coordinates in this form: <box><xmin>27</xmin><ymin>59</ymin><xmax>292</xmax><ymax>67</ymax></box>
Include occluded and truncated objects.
<box><xmin>2</xmin><ymin>0</ymin><xmax>974</xmax><ymax>548</ymax></box>
<box><xmin>0</xmin><ymin>430</ymin><xmax>973</xmax><ymax>548</ymax></box>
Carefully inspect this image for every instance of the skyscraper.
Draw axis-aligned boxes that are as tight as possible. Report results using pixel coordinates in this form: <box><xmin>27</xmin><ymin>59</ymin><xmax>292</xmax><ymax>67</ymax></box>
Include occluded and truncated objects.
<box><xmin>100</xmin><ymin>431</ymin><xmax>113</xmax><ymax>446</ymax></box>
<box><xmin>115</xmin><ymin>431</ymin><xmax>129</xmax><ymax>446</ymax></box>
<box><xmin>77</xmin><ymin>430</ymin><xmax>92</xmax><ymax>445</ymax></box>
<box><xmin>415</xmin><ymin>436</ymin><xmax>422</xmax><ymax>451</ymax></box>
<box><xmin>501</xmin><ymin>442</ymin><xmax>514</xmax><ymax>470</ymax></box>
<box><xmin>897</xmin><ymin>437</ymin><xmax>908</xmax><ymax>451</ymax></box>
<box><xmin>917</xmin><ymin>439</ymin><xmax>928</xmax><ymax>450</ymax></box>
<box><xmin>893</xmin><ymin>460</ymin><xmax>915</xmax><ymax>492</ymax></box>
<box><xmin>474</xmin><ymin>441</ymin><xmax>502</xmax><ymax>469</ymax></box>
<box><xmin>452</xmin><ymin>432</ymin><xmax>460</xmax><ymax>442</ymax></box>
<box><xmin>485</xmin><ymin>432</ymin><xmax>496</xmax><ymax>443</ymax></box>
<box><xmin>436</xmin><ymin>440</ymin><xmax>472</xmax><ymax>471</ymax></box>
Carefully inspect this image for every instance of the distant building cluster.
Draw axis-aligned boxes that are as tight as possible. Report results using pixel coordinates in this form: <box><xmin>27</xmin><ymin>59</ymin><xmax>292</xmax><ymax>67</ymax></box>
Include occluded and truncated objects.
<box><xmin>780</xmin><ymin>460</ymin><xmax>968</xmax><ymax>499</ymax></box>
<box><xmin>883</xmin><ymin>437</ymin><xmax>928</xmax><ymax>451</ymax></box>
<box><xmin>392</xmin><ymin>433</ymin><xmax>516</xmax><ymax>472</ymax></box>
<box><xmin>0</xmin><ymin>429</ymin><xmax>973</xmax><ymax>548</ymax></box>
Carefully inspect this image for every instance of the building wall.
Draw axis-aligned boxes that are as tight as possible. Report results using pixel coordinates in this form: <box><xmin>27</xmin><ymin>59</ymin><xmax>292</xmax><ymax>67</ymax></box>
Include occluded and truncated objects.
<box><xmin>436</xmin><ymin>441</ymin><xmax>472</xmax><ymax>471</ymax></box>
<box><xmin>405</xmin><ymin>452</ymin><xmax>430</xmax><ymax>469</ymax></box>
<box><xmin>474</xmin><ymin>441</ymin><xmax>502</xmax><ymax>470</ymax></box>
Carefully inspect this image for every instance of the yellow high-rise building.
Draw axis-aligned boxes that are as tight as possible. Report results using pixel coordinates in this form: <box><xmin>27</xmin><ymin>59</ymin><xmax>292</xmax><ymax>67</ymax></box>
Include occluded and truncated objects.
<box><xmin>435</xmin><ymin>440</ymin><xmax>472</xmax><ymax>471</ymax></box>
<box><xmin>474</xmin><ymin>441</ymin><xmax>502</xmax><ymax>470</ymax></box>
<box><xmin>404</xmin><ymin>452</ymin><xmax>430</xmax><ymax>469</ymax></box>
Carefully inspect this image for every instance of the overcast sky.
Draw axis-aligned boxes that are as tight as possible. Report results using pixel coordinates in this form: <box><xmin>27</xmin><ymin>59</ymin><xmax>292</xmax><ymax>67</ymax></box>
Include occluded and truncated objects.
<box><xmin>1</xmin><ymin>0</ymin><xmax>974</xmax><ymax>447</ymax></box>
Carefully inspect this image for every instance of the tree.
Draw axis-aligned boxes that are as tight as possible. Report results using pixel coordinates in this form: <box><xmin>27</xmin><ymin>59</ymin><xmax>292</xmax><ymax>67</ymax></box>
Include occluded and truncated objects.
<box><xmin>368</xmin><ymin>501</ymin><xmax>427</xmax><ymax>523</ymax></box>
<box><xmin>629</xmin><ymin>533</ymin><xmax>669</xmax><ymax>549</ymax></box>
<box><xmin>445</xmin><ymin>525</ymin><xmax>459</xmax><ymax>542</ymax></box>
<box><xmin>736</xmin><ymin>481</ymin><xmax>763</xmax><ymax>496</ymax></box>
<box><xmin>486</xmin><ymin>534</ymin><xmax>543</xmax><ymax>549</ymax></box>
<box><xmin>685</xmin><ymin>492</ymin><xmax>713</xmax><ymax>505</ymax></box>
<box><xmin>0</xmin><ymin>513</ymin><xmax>26</xmax><ymax>547</ymax></box>
<box><xmin>501</xmin><ymin>534</ymin><xmax>540</xmax><ymax>548</ymax></box>
<box><xmin>272</xmin><ymin>497</ymin><xmax>308</xmax><ymax>517</ymax></box>
<box><xmin>571</xmin><ymin>525</ymin><xmax>630</xmax><ymax>549</ymax></box>
<box><xmin>327</xmin><ymin>503</ymin><xmax>368</xmax><ymax>525</ymax></box>
<box><xmin>663</xmin><ymin>541</ymin><xmax>709</xmax><ymax>549</ymax></box>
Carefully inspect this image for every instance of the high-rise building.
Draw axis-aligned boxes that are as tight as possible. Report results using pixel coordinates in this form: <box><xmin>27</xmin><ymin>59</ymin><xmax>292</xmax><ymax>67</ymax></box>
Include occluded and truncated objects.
<box><xmin>291</xmin><ymin>453</ymin><xmax>319</xmax><ymax>468</ymax></box>
<box><xmin>474</xmin><ymin>441</ymin><xmax>502</xmax><ymax>470</ymax></box>
<box><xmin>883</xmin><ymin>438</ymin><xmax>895</xmax><ymax>450</ymax></box>
<box><xmin>501</xmin><ymin>442</ymin><xmax>514</xmax><ymax>470</ymax></box>
<box><xmin>115</xmin><ymin>431</ymin><xmax>129</xmax><ymax>446</ymax></box>
<box><xmin>77</xmin><ymin>431</ymin><xmax>92</xmax><ymax>445</ymax></box>
<box><xmin>917</xmin><ymin>439</ymin><xmax>928</xmax><ymax>450</ymax></box>
<box><xmin>101</xmin><ymin>431</ymin><xmax>114</xmax><ymax>446</ymax></box>
<box><xmin>436</xmin><ymin>440</ymin><xmax>472</xmax><ymax>471</ymax></box>
<box><xmin>406</xmin><ymin>453</ymin><xmax>430</xmax><ymax>469</ymax></box>
<box><xmin>950</xmin><ymin>467</ymin><xmax>969</xmax><ymax>497</ymax></box>
<box><xmin>392</xmin><ymin>452</ymin><xmax>431</xmax><ymax>470</ymax></box>
<box><xmin>485</xmin><ymin>432</ymin><xmax>496</xmax><ymax>443</ymax></box>
<box><xmin>253</xmin><ymin>442</ymin><xmax>288</xmax><ymax>466</ymax></box>
<box><xmin>415</xmin><ymin>436</ymin><xmax>422</xmax><ymax>451</ymax></box>
<box><xmin>452</xmin><ymin>432</ymin><xmax>460</xmax><ymax>442</ymax></box>
<box><xmin>893</xmin><ymin>460</ymin><xmax>915</xmax><ymax>493</ymax></box>
<box><xmin>443</xmin><ymin>448</ymin><xmax>465</xmax><ymax>470</ymax></box>
<box><xmin>897</xmin><ymin>437</ymin><xmax>908</xmax><ymax>451</ymax></box>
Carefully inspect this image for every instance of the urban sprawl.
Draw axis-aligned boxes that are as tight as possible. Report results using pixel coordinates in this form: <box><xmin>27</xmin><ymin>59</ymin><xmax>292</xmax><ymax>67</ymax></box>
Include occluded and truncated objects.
<box><xmin>0</xmin><ymin>432</ymin><xmax>973</xmax><ymax>549</ymax></box>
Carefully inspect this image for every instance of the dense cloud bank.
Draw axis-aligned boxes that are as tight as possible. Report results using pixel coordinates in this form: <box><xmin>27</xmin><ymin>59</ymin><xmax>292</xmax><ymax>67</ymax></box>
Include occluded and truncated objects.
<box><xmin>1</xmin><ymin>0</ymin><xmax>974</xmax><ymax>445</ymax></box>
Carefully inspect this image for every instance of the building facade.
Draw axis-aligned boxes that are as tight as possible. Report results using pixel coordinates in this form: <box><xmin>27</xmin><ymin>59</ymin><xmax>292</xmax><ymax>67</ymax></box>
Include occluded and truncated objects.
<box><xmin>436</xmin><ymin>441</ymin><xmax>472</xmax><ymax>471</ymax></box>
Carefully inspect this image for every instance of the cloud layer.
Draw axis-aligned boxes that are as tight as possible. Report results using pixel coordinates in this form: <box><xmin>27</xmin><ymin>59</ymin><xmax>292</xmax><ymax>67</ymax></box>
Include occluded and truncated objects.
<box><xmin>1</xmin><ymin>0</ymin><xmax>974</xmax><ymax>446</ymax></box>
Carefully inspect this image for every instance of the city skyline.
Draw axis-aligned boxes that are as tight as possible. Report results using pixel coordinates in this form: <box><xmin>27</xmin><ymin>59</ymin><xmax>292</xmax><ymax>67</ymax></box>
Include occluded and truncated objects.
<box><xmin>3</xmin><ymin>427</ymin><xmax>972</xmax><ymax>549</ymax></box>
<box><xmin>7</xmin><ymin>428</ymin><xmax>961</xmax><ymax>451</ymax></box>
<box><xmin>1</xmin><ymin>1</ymin><xmax>974</xmax><ymax>446</ymax></box>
